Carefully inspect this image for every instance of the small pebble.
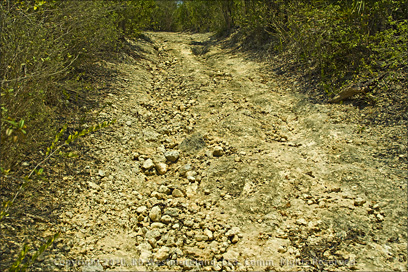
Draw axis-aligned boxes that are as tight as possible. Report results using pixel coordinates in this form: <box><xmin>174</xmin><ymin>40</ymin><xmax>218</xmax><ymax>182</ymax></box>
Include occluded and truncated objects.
<box><xmin>158</xmin><ymin>185</ymin><xmax>171</xmax><ymax>194</ymax></box>
<box><xmin>155</xmin><ymin>162</ymin><xmax>168</xmax><ymax>175</ymax></box>
<box><xmin>142</xmin><ymin>159</ymin><xmax>155</xmax><ymax>170</ymax></box>
<box><xmin>186</xmin><ymin>171</ymin><xmax>197</xmax><ymax>181</ymax></box>
<box><xmin>204</xmin><ymin>228</ymin><xmax>214</xmax><ymax>240</ymax></box>
<box><xmin>149</xmin><ymin>206</ymin><xmax>162</xmax><ymax>222</ymax></box>
<box><xmin>172</xmin><ymin>188</ymin><xmax>184</xmax><ymax>198</ymax></box>
<box><xmin>296</xmin><ymin>218</ymin><xmax>308</xmax><ymax>226</ymax></box>
<box><xmin>164</xmin><ymin>150</ymin><xmax>180</xmax><ymax>162</ymax></box>
<box><xmin>155</xmin><ymin>246</ymin><xmax>170</xmax><ymax>261</ymax></box>
<box><xmin>278</xmin><ymin>246</ymin><xmax>287</xmax><ymax>253</ymax></box>
<box><xmin>161</xmin><ymin>215</ymin><xmax>173</xmax><ymax>224</ymax></box>
<box><xmin>179</xmin><ymin>164</ymin><xmax>192</xmax><ymax>177</ymax></box>
<box><xmin>213</xmin><ymin>146</ymin><xmax>224</xmax><ymax>157</ymax></box>
<box><xmin>354</xmin><ymin>198</ymin><xmax>366</xmax><ymax>206</ymax></box>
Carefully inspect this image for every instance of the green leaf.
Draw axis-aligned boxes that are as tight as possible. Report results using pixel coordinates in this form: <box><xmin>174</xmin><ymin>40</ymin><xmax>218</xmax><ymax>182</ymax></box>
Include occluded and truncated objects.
<box><xmin>9</xmin><ymin>244</ymin><xmax>29</xmax><ymax>272</ymax></box>
<box><xmin>67</xmin><ymin>152</ymin><xmax>78</xmax><ymax>158</ymax></box>
<box><xmin>18</xmin><ymin>120</ymin><xmax>25</xmax><ymax>129</ymax></box>
<box><xmin>6</xmin><ymin>128</ymin><xmax>13</xmax><ymax>136</ymax></box>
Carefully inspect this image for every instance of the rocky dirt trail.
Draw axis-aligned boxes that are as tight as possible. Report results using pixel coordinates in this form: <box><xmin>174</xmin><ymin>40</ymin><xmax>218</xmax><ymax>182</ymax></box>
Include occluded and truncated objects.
<box><xmin>26</xmin><ymin>32</ymin><xmax>407</xmax><ymax>271</ymax></box>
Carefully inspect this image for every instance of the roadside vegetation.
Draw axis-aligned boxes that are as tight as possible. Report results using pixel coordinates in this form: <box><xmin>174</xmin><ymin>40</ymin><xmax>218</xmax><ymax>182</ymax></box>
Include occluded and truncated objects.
<box><xmin>150</xmin><ymin>0</ymin><xmax>407</xmax><ymax>97</ymax></box>
<box><xmin>1</xmin><ymin>0</ymin><xmax>406</xmax><ymax>270</ymax></box>
<box><xmin>1</xmin><ymin>1</ymin><xmax>153</xmax><ymax>270</ymax></box>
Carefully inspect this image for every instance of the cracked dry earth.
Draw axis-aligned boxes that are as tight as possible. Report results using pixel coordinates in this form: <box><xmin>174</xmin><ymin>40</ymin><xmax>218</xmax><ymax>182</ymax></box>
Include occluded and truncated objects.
<box><xmin>31</xmin><ymin>32</ymin><xmax>407</xmax><ymax>271</ymax></box>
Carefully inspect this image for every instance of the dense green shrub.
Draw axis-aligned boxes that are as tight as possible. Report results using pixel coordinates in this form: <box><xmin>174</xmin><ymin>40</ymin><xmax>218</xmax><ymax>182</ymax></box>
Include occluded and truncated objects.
<box><xmin>173</xmin><ymin>1</ymin><xmax>222</xmax><ymax>32</ymax></box>
<box><xmin>149</xmin><ymin>1</ymin><xmax>178</xmax><ymax>31</ymax></box>
<box><xmin>1</xmin><ymin>0</ymin><xmax>151</xmax><ymax>269</ymax></box>
<box><xmin>0</xmin><ymin>0</ymin><xmax>153</xmax><ymax>169</ymax></box>
<box><xmin>283</xmin><ymin>0</ymin><xmax>407</xmax><ymax>90</ymax></box>
<box><xmin>166</xmin><ymin>0</ymin><xmax>407</xmax><ymax>93</ymax></box>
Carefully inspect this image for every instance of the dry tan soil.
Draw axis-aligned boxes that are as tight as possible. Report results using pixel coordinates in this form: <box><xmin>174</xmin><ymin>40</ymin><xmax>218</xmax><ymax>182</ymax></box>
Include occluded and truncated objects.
<box><xmin>2</xmin><ymin>32</ymin><xmax>407</xmax><ymax>271</ymax></box>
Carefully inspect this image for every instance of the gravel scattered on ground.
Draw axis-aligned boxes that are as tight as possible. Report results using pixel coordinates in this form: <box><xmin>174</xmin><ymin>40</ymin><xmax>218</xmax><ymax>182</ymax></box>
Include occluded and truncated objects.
<box><xmin>1</xmin><ymin>32</ymin><xmax>406</xmax><ymax>272</ymax></box>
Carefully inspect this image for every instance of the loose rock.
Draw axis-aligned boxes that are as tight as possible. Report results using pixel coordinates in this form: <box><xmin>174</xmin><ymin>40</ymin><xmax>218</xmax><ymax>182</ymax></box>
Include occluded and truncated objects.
<box><xmin>225</xmin><ymin>227</ymin><xmax>240</xmax><ymax>237</ymax></box>
<box><xmin>165</xmin><ymin>150</ymin><xmax>180</xmax><ymax>162</ymax></box>
<box><xmin>213</xmin><ymin>146</ymin><xmax>224</xmax><ymax>157</ymax></box>
<box><xmin>138</xmin><ymin>242</ymin><xmax>153</xmax><ymax>261</ymax></box>
<box><xmin>142</xmin><ymin>159</ymin><xmax>155</xmax><ymax>170</ymax></box>
<box><xmin>159</xmin><ymin>185</ymin><xmax>171</xmax><ymax>194</ymax></box>
<box><xmin>137</xmin><ymin>206</ymin><xmax>148</xmax><ymax>214</ymax></box>
<box><xmin>354</xmin><ymin>198</ymin><xmax>366</xmax><ymax>206</ymax></box>
<box><xmin>179</xmin><ymin>164</ymin><xmax>193</xmax><ymax>177</ymax></box>
<box><xmin>204</xmin><ymin>228</ymin><xmax>214</xmax><ymax>240</ymax></box>
<box><xmin>161</xmin><ymin>215</ymin><xmax>173</xmax><ymax>224</ymax></box>
<box><xmin>155</xmin><ymin>162</ymin><xmax>168</xmax><ymax>175</ymax></box>
<box><xmin>149</xmin><ymin>206</ymin><xmax>162</xmax><ymax>222</ymax></box>
<box><xmin>172</xmin><ymin>188</ymin><xmax>184</xmax><ymax>198</ymax></box>
<box><xmin>155</xmin><ymin>246</ymin><xmax>170</xmax><ymax>261</ymax></box>
<box><xmin>186</xmin><ymin>171</ymin><xmax>197</xmax><ymax>181</ymax></box>
<box><xmin>296</xmin><ymin>218</ymin><xmax>308</xmax><ymax>226</ymax></box>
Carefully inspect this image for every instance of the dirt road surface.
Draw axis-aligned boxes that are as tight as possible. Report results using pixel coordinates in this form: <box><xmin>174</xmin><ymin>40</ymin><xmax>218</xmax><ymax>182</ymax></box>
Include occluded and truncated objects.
<box><xmin>3</xmin><ymin>32</ymin><xmax>407</xmax><ymax>271</ymax></box>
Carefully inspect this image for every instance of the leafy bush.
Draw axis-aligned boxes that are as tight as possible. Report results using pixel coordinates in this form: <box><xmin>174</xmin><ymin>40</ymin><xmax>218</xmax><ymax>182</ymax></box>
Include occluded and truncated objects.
<box><xmin>166</xmin><ymin>0</ymin><xmax>407</xmax><ymax>94</ymax></box>
<box><xmin>0</xmin><ymin>0</ymin><xmax>153</xmax><ymax>169</ymax></box>
<box><xmin>283</xmin><ymin>1</ymin><xmax>407</xmax><ymax>91</ymax></box>
<box><xmin>0</xmin><ymin>0</ymin><xmax>149</xmax><ymax>269</ymax></box>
